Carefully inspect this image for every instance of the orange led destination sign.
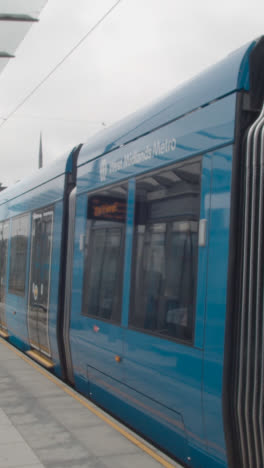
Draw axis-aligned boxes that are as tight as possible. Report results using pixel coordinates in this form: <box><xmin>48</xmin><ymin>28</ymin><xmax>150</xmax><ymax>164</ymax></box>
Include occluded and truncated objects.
<box><xmin>88</xmin><ymin>196</ymin><xmax>126</xmax><ymax>222</ymax></box>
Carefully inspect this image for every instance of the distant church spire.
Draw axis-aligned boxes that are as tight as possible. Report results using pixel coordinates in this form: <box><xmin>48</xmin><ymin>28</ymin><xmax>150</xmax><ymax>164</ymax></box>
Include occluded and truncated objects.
<box><xmin>38</xmin><ymin>132</ymin><xmax>43</xmax><ymax>169</ymax></box>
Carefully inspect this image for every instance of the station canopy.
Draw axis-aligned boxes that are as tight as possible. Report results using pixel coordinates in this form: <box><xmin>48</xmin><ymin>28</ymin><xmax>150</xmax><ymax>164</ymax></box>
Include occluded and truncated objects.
<box><xmin>0</xmin><ymin>0</ymin><xmax>47</xmax><ymax>74</ymax></box>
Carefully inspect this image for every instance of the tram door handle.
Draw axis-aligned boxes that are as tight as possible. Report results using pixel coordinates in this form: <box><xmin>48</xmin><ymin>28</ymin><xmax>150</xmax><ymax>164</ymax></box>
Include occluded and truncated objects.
<box><xmin>198</xmin><ymin>219</ymin><xmax>207</xmax><ymax>247</ymax></box>
<box><xmin>79</xmin><ymin>234</ymin><xmax>85</xmax><ymax>251</ymax></box>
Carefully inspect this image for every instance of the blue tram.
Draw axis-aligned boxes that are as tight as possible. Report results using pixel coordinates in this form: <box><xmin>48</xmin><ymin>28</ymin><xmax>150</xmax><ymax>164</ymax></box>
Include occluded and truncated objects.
<box><xmin>1</xmin><ymin>36</ymin><xmax>264</xmax><ymax>468</ymax></box>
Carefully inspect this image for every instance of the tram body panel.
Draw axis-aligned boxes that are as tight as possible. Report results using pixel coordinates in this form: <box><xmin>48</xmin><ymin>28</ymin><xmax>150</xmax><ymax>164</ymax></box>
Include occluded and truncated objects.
<box><xmin>69</xmin><ymin>92</ymin><xmax>236</xmax><ymax>466</ymax></box>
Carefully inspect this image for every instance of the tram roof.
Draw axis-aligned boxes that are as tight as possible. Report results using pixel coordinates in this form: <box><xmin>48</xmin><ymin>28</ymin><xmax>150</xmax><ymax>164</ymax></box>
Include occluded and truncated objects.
<box><xmin>0</xmin><ymin>149</ymin><xmax>73</xmax><ymax>206</ymax></box>
<box><xmin>78</xmin><ymin>37</ymin><xmax>261</xmax><ymax>167</ymax></box>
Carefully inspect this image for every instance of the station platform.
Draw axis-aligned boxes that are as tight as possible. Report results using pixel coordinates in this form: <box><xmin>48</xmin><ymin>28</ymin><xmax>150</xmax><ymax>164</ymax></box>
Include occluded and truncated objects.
<box><xmin>0</xmin><ymin>338</ymin><xmax>182</xmax><ymax>468</ymax></box>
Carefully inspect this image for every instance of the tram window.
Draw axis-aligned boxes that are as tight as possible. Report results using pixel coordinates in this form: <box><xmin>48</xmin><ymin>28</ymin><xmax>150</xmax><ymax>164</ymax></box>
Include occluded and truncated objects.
<box><xmin>82</xmin><ymin>183</ymin><xmax>128</xmax><ymax>323</ymax></box>
<box><xmin>0</xmin><ymin>222</ymin><xmax>8</xmax><ymax>285</ymax></box>
<box><xmin>8</xmin><ymin>215</ymin><xmax>29</xmax><ymax>296</ymax></box>
<box><xmin>129</xmin><ymin>159</ymin><xmax>201</xmax><ymax>344</ymax></box>
<box><xmin>0</xmin><ymin>221</ymin><xmax>9</xmax><ymax>308</ymax></box>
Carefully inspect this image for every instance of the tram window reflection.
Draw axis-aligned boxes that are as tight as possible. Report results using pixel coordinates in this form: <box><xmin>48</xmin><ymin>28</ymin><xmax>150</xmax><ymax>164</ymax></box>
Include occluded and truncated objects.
<box><xmin>82</xmin><ymin>183</ymin><xmax>128</xmax><ymax>323</ymax></box>
<box><xmin>129</xmin><ymin>159</ymin><xmax>201</xmax><ymax>344</ymax></box>
<box><xmin>8</xmin><ymin>215</ymin><xmax>29</xmax><ymax>296</ymax></box>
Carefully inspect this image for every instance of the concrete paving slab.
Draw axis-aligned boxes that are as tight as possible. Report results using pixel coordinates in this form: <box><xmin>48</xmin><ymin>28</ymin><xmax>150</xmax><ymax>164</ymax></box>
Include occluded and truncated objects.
<box><xmin>71</xmin><ymin>424</ymin><xmax>140</xmax><ymax>457</ymax></box>
<box><xmin>51</xmin><ymin>406</ymin><xmax>105</xmax><ymax>429</ymax></box>
<box><xmin>0</xmin><ymin>441</ymin><xmax>42</xmax><ymax>467</ymax></box>
<box><xmin>0</xmin><ymin>408</ymin><xmax>12</xmax><ymax>426</ymax></box>
<box><xmin>0</xmin><ymin>425</ymin><xmax>25</xmax><ymax>444</ymax></box>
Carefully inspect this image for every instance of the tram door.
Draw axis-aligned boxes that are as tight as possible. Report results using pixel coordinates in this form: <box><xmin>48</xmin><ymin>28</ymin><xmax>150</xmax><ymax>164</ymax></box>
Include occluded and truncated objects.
<box><xmin>0</xmin><ymin>221</ymin><xmax>9</xmax><ymax>330</ymax></box>
<box><xmin>28</xmin><ymin>209</ymin><xmax>53</xmax><ymax>356</ymax></box>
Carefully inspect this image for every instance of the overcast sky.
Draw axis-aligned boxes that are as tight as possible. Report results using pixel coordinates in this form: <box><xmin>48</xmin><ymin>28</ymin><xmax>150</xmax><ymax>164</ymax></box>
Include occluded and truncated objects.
<box><xmin>0</xmin><ymin>0</ymin><xmax>263</xmax><ymax>186</ymax></box>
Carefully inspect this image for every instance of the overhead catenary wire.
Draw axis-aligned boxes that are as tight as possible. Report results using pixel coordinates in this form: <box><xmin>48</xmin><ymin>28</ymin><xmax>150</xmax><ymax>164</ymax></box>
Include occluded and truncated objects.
<box><xmin>0</xmin><ymin>0</ymin><xmax>123</xmax><ymax>130</ymax></box>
